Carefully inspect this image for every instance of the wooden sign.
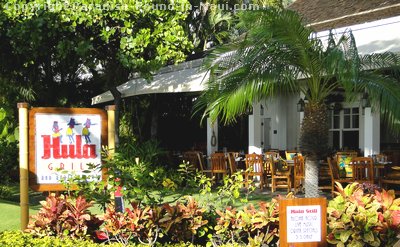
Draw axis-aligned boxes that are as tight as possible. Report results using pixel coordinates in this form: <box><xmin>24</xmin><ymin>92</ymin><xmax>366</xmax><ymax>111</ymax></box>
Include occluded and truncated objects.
<box><xmin>279</xmin><ymin>197</ymin><xmax>327</xmax><ymax>247</ymax></box>
<box><xmin>29</xmin><ymin>107</ymin><xmax>107</xmax><ymax>191</ymax></box>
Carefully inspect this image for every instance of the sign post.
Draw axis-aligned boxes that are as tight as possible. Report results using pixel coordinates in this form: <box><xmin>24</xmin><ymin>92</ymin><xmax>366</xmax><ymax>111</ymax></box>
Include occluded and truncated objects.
<box><xmin>106</xmin><ymin>105</ymin><xmax>124</xmax><ymax>212</ymax></box>
<box><xmin>18</xmin><ymin>103</ymin><xmax>29</xmax><ymax>230</ymax></box>
<box><xmin>279</xmin><ymin>197</ymin><xmax>327</xmax><ymax>247</ymax></box>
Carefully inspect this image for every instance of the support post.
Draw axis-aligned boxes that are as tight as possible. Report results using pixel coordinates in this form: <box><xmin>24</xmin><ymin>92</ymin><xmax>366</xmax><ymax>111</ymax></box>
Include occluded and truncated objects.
<box><xmin>106</xmin><ymin>105</ymin><xmax>119</xmax><ymax>209</ymax></box>
<box><xmin>207</xmin><ymin>118</ymin><xmax>218</xmax><ymax>156</ymax></box>
<box><xmin>18</xmin><ymin>102</ymin><xmax>29</xmax><ymax>230</ymax></box>
<box><xmin>106</xmin><ymin>105</ymin><xmax>116</xmax><ymax>154</ymax></box>
<box><xmin>363</xmin><ymin>107</ymin><xmax>380</xmax><ymax>156</ymax></box>
<box><xmin>249</xmin><ymin>103</ymin><xmax>262</xmax><ymax>154</ymax></box>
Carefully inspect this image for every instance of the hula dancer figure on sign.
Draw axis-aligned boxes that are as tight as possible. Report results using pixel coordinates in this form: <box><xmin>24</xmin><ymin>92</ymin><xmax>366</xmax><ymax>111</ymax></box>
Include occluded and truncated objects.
<box><xmin>82</xmin><ymin>118</ymin><xmax>92</xmax><ymax>144</ymax></box>
<box><xmin>66</xmin><ymin>118</ymin><xmax>80</xmax><ymax>144</ymax></box>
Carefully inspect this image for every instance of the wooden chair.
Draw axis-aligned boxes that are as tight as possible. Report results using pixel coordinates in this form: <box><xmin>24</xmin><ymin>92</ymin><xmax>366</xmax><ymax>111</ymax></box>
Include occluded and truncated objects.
<box><xmin>270</xmin><ymin>156</ymin><xmax>291</xmax><ymax>193</ymax></box>
<box><xmin>327</xmin><ymin>157</ymin><xmax>353</xmax><ymax>196</ymax></box>
<box><xmin>336</xmin><ymin>151</ymin><xmax>358</xmax><ymax>178</ymax></box>
<box><xmin>227</xmin><ymin>152</ymin><xmax>239</xmax><ymax>174</ymax></box>
<box><xmin>210</xmin><ymin>153</ymin><xmax>228</xmax><ymax>183</ymax></box>
<box><xmin>371</xmin><ymin>154</ymin><xmax>389</xmax><ymax>185</ymax></box>
<box><xmin>264</xmin><ymin>152</ymin><xmax>280</xmax><ymax>187</ymax></box>
<box><xmin>285</xmin><ymin>150</ymin><xmax>298</xmax><ymax>161</ymax></box>
<box><xmin>318</xmin><ymin>159</ymin><xmax>332</xmax><ymax>192</ymax></box>
<box><xmin>293</xmin><ymin>156</ymin><xmax>305</xmax><ymax>194</ymax></box>
<box><xmin>245</xmin><ymin>153</ymin><xmax>265</xmax><ymax>189</ymax></box>
<box><xmin>227</xmin><ymin>152</ymin><xmax>247</xmax><ymax>188</ymax></box>
<box><xmin>351</xmin><ymin>157</ymin><xmax>374</xmax><ymax>185</ymax></box>
<box><xmin>183</xmin><ymin>151</ymin><xmax>211</xmax><ymax>175</ymax></box>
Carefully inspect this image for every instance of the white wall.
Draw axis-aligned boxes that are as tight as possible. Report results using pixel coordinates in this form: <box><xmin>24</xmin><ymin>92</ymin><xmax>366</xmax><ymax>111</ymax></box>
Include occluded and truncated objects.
<box><xmin>286</xmin><ymin>95</ymin><xmax>301</xmax><ymax>150</ymax></box>
<box><xmin>250</xmin><ymin>95</ymin><xmax>301</xmax><ymax>152</ymax></box>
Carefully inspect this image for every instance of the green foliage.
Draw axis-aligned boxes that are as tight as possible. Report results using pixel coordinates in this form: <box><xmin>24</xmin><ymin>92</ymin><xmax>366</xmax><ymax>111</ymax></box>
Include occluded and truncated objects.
<box><xmin>0</xmin><ymin>230</ymin><xmax>203</xmax><ymax>246</ymax></box>
<box><xmin>327</xmin><ymin>182</ymin><xmax>400</xmax><ymax>246</ymax></box>
<box><xmin>0</xmin><ymin>184</ymin><xmax>13</xmax><ymax>200</ymax></box>
<box><xmin>212</xmin><ymin>200</ymin><xmax>280</xmax><ymax>246</ymax></box>
<box><xmin>216</xmin><ymin>171</ymin><xmax>255</xmax><ymax>207</ymax></box>
<box><xmin>0</xmin><ymin>108</ymin><xmax>17</xmax><ymax>143</ymax></box>
<box><xmin>0</xmin><ymin>0</ymin><xmax>193</xmax><ymax>108</ymax></box>
<box><xmin>196</xmin><ymin>172</ymin><xmax>213</xmax><ymax>196</ymax></box>
<box><xmin>0</xmin><ymin>230</ymin><xmax>122</xmax><ymax>247</ymax></box>
<box><xmin>90</xmin><ymin>141</ymin><xmax>172</xmax><ymax>205</ymax></box>
<box><xmin>0</xmin><ymin>140</ymin><xmax>18</xmax><ymax>183</ymax></box>
<box><xmin>97</xmin><ymin>196</ymin><xmax>208</xmax><ymax>244</ymax></box>
<box><xmin>0</xmin><ymin>107</ymin><xmax>19</xmax><ymax>183</ymax></box>
<box><xmin>25</xmin><ymin>193</ymin><xmax>102</xmax><ymax>240</ymax></box>
<box><xmin>117</xmin><ymin>139</ymin><xmax>166</xmax><ymax>167</ymax></box>
<box><xmin>65</xmin><ymin>141</ymin><xmax>198</xmax><ymax>207</ymax></box>
<box><xmin>177</xmin><ymin>161</ymin><xmax>197</xmax><ymax>188</ymax></box>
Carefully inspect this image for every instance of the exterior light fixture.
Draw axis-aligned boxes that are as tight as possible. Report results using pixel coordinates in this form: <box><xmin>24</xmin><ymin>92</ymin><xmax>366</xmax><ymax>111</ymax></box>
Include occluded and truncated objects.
<box><xmin>361</xmin><ymin>92</ymin><xmax>370</xmax><ymax>109</ymax></box>
<box><xmin>260</xmin><ymin>104</ymin><xmax>264</xmax><ymax>116</ymax></box>
<box><xmin>297</xmin><ymin>98</ymin><xmax>305</xmax><ymax>112</ymax></box>
<box><xmin>333</xmin><ymin>102</ymin><xmax>342</xmax><ymax>111</ymax></box>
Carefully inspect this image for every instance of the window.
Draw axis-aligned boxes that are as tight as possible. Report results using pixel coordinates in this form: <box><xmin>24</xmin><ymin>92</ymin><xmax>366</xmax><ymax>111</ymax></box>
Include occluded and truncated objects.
<box><xmin>329</xmin><ymin>107</ymin><xmax>360</xmax><ymax>151</ymax></box>
<box><xmin>343</xmin><ymin>108</ymin><xmax>359</xmax><ymax>129</ymax></box>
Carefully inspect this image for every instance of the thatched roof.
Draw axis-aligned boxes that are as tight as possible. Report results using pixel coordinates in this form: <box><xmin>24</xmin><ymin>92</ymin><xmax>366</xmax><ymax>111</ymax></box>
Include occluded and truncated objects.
<box><xmin>288</xmin><ymin>0</ymin><xmax>400</xmax><ymax>31</ymax></box>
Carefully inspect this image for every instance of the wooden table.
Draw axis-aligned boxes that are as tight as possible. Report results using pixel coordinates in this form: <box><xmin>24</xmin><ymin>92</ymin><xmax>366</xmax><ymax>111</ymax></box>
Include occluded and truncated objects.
<box><xmin>374</xmin><ymin>161</ymin><xmax>392</xmax><ymax>186</ymax></box>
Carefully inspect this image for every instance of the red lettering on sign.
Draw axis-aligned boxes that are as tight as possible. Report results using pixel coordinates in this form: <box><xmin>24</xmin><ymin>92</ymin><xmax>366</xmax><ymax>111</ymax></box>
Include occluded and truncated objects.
<box><xmin>41</xmin><ymin>135</ymin><xmax>96</xmax><ymax>159</ymax></box>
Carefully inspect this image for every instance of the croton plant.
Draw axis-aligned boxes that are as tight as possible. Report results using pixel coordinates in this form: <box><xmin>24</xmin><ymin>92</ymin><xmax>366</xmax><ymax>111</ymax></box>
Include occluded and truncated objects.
<box><xmin>327</xmin><ymin>182</ymin><xmax>400</xmax><ymax>247</ymax></box>
<box><xmin>96</xmin><ymin>196</ymin><xmax>208</xmax><ymax>244</ymax></box>
<box><xmin>25</xmin><ymin>193</ymin><xmax>102</xmax><ymax>239</ymax></box>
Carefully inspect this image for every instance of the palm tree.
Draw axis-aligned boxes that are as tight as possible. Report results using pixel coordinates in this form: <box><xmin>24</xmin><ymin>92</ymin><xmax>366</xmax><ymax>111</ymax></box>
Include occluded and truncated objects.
<box><xmin>195</xmin><ymin>8</ymin><xmax>400</xmax><ymax>197</ymax></box>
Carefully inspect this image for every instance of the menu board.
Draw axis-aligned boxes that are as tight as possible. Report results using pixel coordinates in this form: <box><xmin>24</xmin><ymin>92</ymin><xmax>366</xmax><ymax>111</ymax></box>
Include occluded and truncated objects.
<box><xmin>286</xmin><ymin>205</ymin><xmax>321</xmax><ymax>242</ymax></box>
<box><xmin>279</xmin><ymin>197</ymin><xmax>327</xmax><ymax>247</ymax></box>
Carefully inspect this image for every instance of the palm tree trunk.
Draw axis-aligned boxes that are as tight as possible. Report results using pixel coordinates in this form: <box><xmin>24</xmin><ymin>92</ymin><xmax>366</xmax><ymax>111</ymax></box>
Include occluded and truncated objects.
<box><xmin>305</xmin><ymin>158</ymin><xmax>319</xmax><ymax>197</ymax></box>
<box><xmin>300</xmin><ymin>102</ymin><xmax>329</xmax><ymax>197</ymax></box>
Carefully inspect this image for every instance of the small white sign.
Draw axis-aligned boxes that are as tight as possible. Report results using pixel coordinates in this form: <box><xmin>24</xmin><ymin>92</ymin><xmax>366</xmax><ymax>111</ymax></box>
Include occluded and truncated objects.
<box><xmin>286</xmin><ymin>205</ymin><xmax>321</xmax><ymax>243</ymax></box>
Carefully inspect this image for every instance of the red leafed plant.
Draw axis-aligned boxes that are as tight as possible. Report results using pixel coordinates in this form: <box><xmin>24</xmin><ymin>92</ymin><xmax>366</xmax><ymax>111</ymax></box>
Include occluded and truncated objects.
<box><xmin>96</xmin><ymin>203</ymin><xmax>160</xmax><ymax>245</ymax></box>
<box><xmin>159</xmin><ymin>196</ymin><xmax>208</xmax><ymax>242</ymax></box>
<box><xmin>96</xmin><ymin>196</ymin><xmax>208</xmax><ymax>244</ymax></box>
<box><xmin>25</xmin><ymin>193</ymin><xmax>102</xmax><ymax>239</ymax></box>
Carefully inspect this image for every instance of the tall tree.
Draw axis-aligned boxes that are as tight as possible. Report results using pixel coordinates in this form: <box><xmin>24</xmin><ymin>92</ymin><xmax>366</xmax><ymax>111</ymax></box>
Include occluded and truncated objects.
<box><xmin>196</xmin><ymin>8</ymin><xmax>400</xmax><ymax>197</ymax></box>
<box><xmin>1</xmin><ymin>0</ymin><xmax>193</xmax><ymax>143</ymax></box>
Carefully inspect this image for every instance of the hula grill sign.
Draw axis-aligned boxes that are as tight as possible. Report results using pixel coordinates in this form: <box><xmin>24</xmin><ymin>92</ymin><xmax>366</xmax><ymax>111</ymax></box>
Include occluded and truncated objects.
<box><xmin>29</xmin><ymin>108</ymin><xmax>107</xmax><ymax>191</ymax></box>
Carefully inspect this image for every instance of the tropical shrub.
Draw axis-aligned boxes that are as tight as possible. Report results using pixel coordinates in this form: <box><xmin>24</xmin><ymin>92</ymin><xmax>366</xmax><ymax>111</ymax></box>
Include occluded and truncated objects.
<box><xmin>327</xmin><ymin>182</ymin><xmax>400</xmax><ymax>246</ymax></box>
<box><xmin>0</xmin><ymin>230</ymin><xmax>121</xmax><ymax>247</ymax></box>
<box><xmin>212</xmin><ymin>200</ymin><xmax>280</xmax><ymax>246</ymax></box>
<box><xmin>160</xmin><ymin>196</ymin><xmax>209</xmax><ymax>243</ymax></box>
<box><xmin>216</xmin><ymin>170</ymin><xmax>256</xmax><ymax>208</ymax></box>
<box><xmin>100</xmin><ymin>145</ymin><xmax>172</xmax><ymax>205</ymax></box>
<box><xmin>0</xmin><ymin>107</ymin><xmax>19</xmax><ymax>183</ymax></box>
<box><xmin>97</xmin><ymin>196</ymin><xmax>208</xmax><ymax>245</ymax></box>
<box><xmin>0</xmin><ymin>184</ymin><xmax>13</xmax><ymax>199</ymax></box>
<box><xmin>0</xmin><ymin>230</ymin><xmax>202</xmax><ymax>247</ymax></box>
<box><xmin>96</xmin><ymin>203</ymin><xmax>161</xmax><ymax>246</ymax></box>
<box><xmin>25</xmin><ymin>193</ymin><xmax>102</xmax><ymax>239</ymax></box>
<box><xmin>117</xmin><ymin>138</ymin><xmax>165</xmax><ymax>166</ymax></box>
